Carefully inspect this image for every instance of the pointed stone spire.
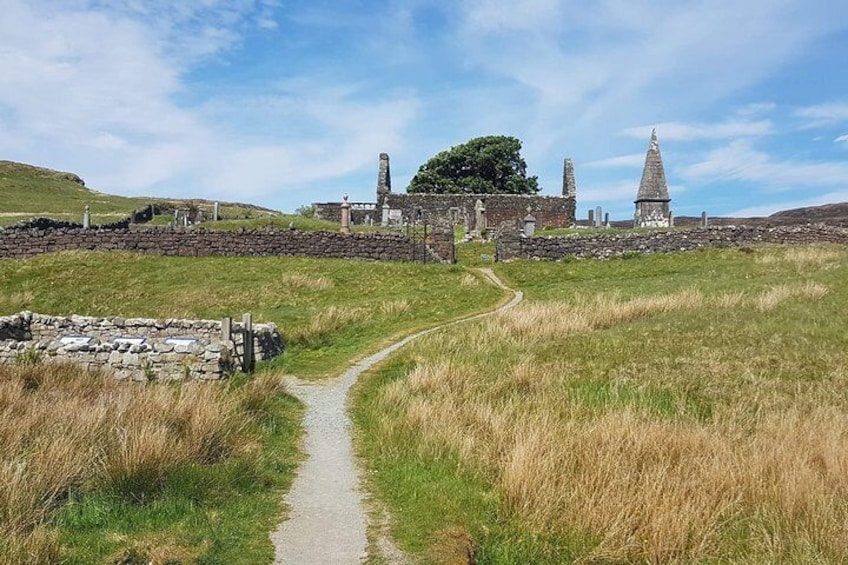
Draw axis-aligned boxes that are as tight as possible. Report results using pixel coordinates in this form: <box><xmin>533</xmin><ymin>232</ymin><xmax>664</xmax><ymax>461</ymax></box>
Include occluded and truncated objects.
<box><xmin>634</xmin><ymin>129</ymin><xmax>671</xmax><ymax>228</ymax></box>
<box><xmin>636</xmin><ymin>129</ymin><xmax>669</xmax><ymax>202</ymax></box>
<box><xmin>562</xmin><ymin>158</ymin><xmax>576</xmax><ymax>198</ymax></box>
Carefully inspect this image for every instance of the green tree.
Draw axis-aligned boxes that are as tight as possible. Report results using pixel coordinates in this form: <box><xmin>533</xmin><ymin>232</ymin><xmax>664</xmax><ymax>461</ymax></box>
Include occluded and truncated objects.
<box><xmin>408</xmin><ymin>135</ymin><xmax>540</xmax><ymax>195</ymax></box>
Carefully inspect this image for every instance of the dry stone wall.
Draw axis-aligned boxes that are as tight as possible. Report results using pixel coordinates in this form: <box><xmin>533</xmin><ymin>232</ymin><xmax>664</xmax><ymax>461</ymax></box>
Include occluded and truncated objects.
<box><xmin>0</xmin><ymin>225</ymin><xmax>453</xmax><ymax>263</ymax></box>
<box><xmin>496</xmin><ymin>225</ymin><xmax>848</xmax><ymax>261</ymax></box>
<box><xmin>0</xmin><ymin>311</ymin><xmax>282</xmax><ymax>380</ymax></box>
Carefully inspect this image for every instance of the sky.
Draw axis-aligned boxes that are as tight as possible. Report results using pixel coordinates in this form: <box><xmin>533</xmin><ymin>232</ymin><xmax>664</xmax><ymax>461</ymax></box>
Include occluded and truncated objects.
<box><xmin>1</xmin><ymin>0</ymin><xmax>847</xmax><ymax>219</ymax></box>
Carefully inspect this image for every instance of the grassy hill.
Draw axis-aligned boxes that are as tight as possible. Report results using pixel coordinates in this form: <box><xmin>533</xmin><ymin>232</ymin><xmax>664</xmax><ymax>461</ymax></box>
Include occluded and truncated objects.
<box><xmin>0</xmin><ymin>160</ymin><xmax>278</xmax><ymax>227</ymax></box>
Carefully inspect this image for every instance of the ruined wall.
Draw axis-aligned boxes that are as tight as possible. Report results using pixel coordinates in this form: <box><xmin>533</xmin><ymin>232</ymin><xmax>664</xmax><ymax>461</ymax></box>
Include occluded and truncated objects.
<box><xmin>0</xmin><ymin>225</ymin><xmax>453</xmax><ymax>263</ymax></box>
<box><xmin>0</xmin><ymin>311</ymin><xmax>282</xmax><ymax>380</ymax></box>
<box><xmin>313</xmin><ymin>202</ymin><xmax>378</xmax><ymax>225</ymax></box>
<box><xmin>385</xmin><ymin>193</ymin><xmax>575</xmax><ymax>230</ymax></box>
<box><xmin>496</xmin><ymin>225</ymin><xmax>848</xmax><ymax>261</ymax></box>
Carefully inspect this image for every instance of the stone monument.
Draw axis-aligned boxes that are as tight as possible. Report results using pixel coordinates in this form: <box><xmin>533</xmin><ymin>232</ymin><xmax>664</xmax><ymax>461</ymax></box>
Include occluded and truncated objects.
<box><xmin>634</xmin><ymin>129</ymin><xmax>671</xmax><ymax>228</ymax></box>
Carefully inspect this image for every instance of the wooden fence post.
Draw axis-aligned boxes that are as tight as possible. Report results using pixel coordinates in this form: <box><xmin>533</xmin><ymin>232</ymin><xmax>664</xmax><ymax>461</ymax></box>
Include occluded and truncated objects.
<box><xmin>242</xmin><ymin>312</ymin><xmax>254</xmax><ymax>373</ymax></box>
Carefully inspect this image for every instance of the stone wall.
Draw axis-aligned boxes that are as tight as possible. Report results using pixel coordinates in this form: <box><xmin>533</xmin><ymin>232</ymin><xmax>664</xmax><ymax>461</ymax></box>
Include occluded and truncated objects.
<box><xmin>0</xmin><ymin>225</ymin><xmax>454</xmax><ymax>263</ymax></box>
<box><xmin>385</xmin><ymin>193</ymin><xmax>575</xmax><ymax>231</ymax></box>
<box><xmin>496</xmin><ymin>225</ymin><xmax>848</xmax><ymax>261</ymax></box>
<box><xmin>316</xmin><ymin>193</ymin><xmax>575</xmax><ymax>230</ymax></box>
<box><xmin>0</xmin><ymin>311</ymin><xmax>282</xmax><ymax>380</ymax></box>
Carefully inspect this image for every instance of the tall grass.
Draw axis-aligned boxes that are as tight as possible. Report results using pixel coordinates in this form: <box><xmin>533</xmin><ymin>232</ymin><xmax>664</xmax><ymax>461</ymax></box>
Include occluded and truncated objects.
<box><xmin>357</xmin><ymin>246</ymin><xmax>848</xmax><ymax>562</ymax></box>
<box><xmin>0</xmin><ymin>362</ymin><xmax>277</xmax><ymax>563</ymax></box>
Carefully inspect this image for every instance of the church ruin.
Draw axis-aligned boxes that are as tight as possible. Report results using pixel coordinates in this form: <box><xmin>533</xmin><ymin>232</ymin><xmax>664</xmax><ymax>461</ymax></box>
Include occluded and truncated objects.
<box><xmin>315</xmin><ymin>154</ymin><xmax>577</xmax><ymax>232</ymax></box>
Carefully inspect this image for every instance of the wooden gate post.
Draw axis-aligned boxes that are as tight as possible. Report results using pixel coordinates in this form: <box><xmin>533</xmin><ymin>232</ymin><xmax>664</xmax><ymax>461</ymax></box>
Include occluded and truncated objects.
<box><xmin>242</xmin><ymin>312</ymin><xmax>254</xmax><ymax>373</ymax></box>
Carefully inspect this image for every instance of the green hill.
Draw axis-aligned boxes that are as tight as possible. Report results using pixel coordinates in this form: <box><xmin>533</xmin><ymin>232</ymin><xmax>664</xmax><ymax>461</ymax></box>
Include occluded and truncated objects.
<box><xmin>0</xmin><ymin>160</ymin><xmax>278</xmax><ymax>227</ymax></box>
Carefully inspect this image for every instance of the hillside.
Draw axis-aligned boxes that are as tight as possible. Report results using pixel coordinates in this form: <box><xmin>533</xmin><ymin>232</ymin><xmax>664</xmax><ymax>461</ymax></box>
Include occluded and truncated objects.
<box><xmin>0</xmin><ymin>160</ymin><xmax>278</xmax><ymax>227</ymax></box>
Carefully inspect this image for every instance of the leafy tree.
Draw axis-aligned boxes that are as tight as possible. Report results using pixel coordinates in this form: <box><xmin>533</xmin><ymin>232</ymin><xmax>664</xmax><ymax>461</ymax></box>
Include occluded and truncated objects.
<box><xmin>408</xmin><ymin>135</ymin><xmax>540</xmax><ymax>195</ymax></box>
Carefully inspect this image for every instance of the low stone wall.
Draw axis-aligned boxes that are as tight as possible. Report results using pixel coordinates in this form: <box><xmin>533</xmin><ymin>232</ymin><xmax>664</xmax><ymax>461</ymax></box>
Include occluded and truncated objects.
<box><xmin>0</xmin><ymin>311</ymin><xmax>282</xmax><ymax>380</ymax></box>
<box><xmin>0</xmin><ymin>225</ymin><xmax>453</xmax><ymax>263</ymax></box>
<box><xmin>496</xmin><ymin>225</ymin><xmax>848</xmax><ymax>261</ymax></box>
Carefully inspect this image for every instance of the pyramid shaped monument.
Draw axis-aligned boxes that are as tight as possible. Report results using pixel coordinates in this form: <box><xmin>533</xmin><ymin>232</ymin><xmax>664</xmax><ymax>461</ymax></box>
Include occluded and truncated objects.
<box><xmin>634</xmin><ymin>129</ymin><xmax>671</xmax><ymax>227</ymax></box>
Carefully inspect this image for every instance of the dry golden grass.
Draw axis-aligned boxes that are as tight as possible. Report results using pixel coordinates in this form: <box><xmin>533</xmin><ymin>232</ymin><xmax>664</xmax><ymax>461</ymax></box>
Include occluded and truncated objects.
<box><xmin>379</xmin><ymin>299</ymin><xmax>411</xmax><ymax>316</ymax></box>
<box><xmin>0</xmin><ymin>362</ymin><xmax>260</xmax><ymax>563</ymax></box>
<box><xmin>755</xmin><ymin>246</ymin><xmax>844</xmax><ymax>268</ymax></box>
<box><xmin>288</xmin><ymin>305</ymin><xmax>370</xmax><ymax>347</ymax></box>
<box><xmin>371</xmin><ymin>281</ymin><xmax>844</xmax><ymax>562</ymax></box>
<box><xmin>754</xmin><ymin>281</ymin><xmax>828</xmax><ymax>311</ymax></box>
<box><xmin>460</xmin><ymin>274</ymin><xmax>480</xmax><ymax>287</ymax></box>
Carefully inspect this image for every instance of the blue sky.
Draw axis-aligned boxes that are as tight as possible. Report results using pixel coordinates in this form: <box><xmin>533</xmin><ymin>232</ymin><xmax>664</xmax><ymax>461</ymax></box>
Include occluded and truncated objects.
<box><xmin>1</xmin><ymin>0</ymin><xmax>847</xmax><ymax>219</ymax></box>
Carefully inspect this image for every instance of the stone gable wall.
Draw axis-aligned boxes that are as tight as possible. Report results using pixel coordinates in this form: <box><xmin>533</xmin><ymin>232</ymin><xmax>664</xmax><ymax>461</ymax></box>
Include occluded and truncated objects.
<box><xmin>0</xmin><ymin>311</ymin><xmax>282</xmax><ymax>380</ymax></box>
<box><xmin>0</xmin><ymin>225</ymin><xmax>453</xmax><ymax>263</ymax></box>
<box><xmin>496</xmin><ymin>225</ymin><xmax>848</xmax><ymax>261</ymax></box>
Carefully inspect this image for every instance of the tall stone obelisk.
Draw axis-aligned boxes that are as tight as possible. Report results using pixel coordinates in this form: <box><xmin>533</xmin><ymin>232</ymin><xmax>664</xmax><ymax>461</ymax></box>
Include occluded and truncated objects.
<box><xmin>634</xmin><ymin>129</ymin><xmax>671</xmax><ymax>228</ymax></box>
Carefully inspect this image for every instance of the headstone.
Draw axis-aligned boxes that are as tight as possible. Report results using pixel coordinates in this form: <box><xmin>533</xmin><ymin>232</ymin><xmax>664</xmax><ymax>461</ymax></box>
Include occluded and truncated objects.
<box><xmin>83</xmin><ymin>205</ymin><xmax>91</xmax><ymax>229</ymax></box>
<box><xmin>604</xmin><ymin>212</ymin><xmax>610</xmax><ymax>228</ymax></box>
<box><xmin>668</xmin><ymin>211</ymin><xmax>674</xmax><ymax>227</ymax></box>
<box><xmin>595</xmin><ymin>206</ymin><xmax>603</xmax><ymax>228</ymax></box>
<box><xmin>701</xmin><ymin>211</ymin><xmax>709</xmax><ymax>227</ymax></box>
<box><xmin>474</xmin><ymin>199</ymin><xmax>487</xmax><ymax>234</ymax></box>
<box><xmin>381</xmin><ymin>202</ymin><xmax>390</xmax><ymax>226</ymax></box>
<box><xmin>340</xmin><ymin>193</ymin><xmax>351</xmax><ymax>234</ymax></box>
<box><xmin>213</xmin><ymin>201</ymin><xmax>220</xmax><ymax>221</ymax></box>
<box><xmin>588</xmin><ymin>209</ymin><xmax>594</xmax><ymax>227</ymax></box>
<box><xmin>523</xmin><ymin>207</ymin><xmax>536</xmax><ymax>237</ymax></box>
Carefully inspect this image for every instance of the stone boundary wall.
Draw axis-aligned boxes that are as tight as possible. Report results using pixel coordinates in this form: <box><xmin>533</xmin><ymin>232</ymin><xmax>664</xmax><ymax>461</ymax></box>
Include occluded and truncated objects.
<box><xmin>496</xmin><ymin>225</ymin><xmax>848</xmax><ymax>261</ymax></box>
<box><xmin>0</xmin><ymin>226</ymin><xmax>453</xmax><ymax>263</ymax></box>
<box><xmin>0</xmin><ymin>311</ymin><xmax>282</xmax><ymax>380</ymax></box>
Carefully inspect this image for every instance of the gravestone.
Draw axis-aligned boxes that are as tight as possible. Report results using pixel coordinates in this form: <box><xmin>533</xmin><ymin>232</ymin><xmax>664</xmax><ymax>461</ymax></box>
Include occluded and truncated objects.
<box><xmin>595</xmin><ymin>206</ymin><xmax>603</xmax><ymax>228</ymax></box>
<box><xmin>588</xmin><ymin>209</ymin><xmax>594</xmax><ymax>227</ymax></box>
<box><xmin>340</xmin><ymin>193</ymin><xmax>351</xmax><ymax>234</ymax></box>
<box><xmin>83</xmin><ymin>206</ymin><xmax>91</xmax><ymax>229</ymax></box>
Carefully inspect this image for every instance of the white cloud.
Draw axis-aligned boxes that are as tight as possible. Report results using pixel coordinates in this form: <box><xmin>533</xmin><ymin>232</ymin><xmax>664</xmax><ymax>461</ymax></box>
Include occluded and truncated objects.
<box><xmin>681</xmin><ymin>140</ymin><xmax>848</xmax><ymax>189</ymax></box>
<box><xmin>836</xmin><ymin>134</ymin><xmax>848</xmax><ymax>143</ymax></box>
<box><xmin>584</xmin><ymin>154</ymin><xmax>645</xmax><ymax>168</ymax></box>
<box><xmin>622</xmin><ymin>120</ymin><xmax>773</xmax><ymax>141</ymax></box>
<box><xmin>795</xmin><ymin>102</ymin><xmax>848</xmax><ymax>127</ymax></box>
<box><xmin>735</xmin><ymin>102</ymin><xmax>777</xmax><ymax>117</ymax></box>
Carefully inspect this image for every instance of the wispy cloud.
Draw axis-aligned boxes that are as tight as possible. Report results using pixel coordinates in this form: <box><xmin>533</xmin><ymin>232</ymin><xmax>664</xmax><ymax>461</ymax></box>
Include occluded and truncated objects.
<box><xmin>795</xmin><ymin>102</ymin><xmax>848</xmax><ymax>128</ymax></box>
<box><xmin>584</xmin><ymin>154</ymin><xmax>645</xmax><ymax>168</ymax></box>
<box><xmin>835</xmin><ymin>134</ymin><xmax>848</xmax><ymax>143</ymax></box>
<box><xmin>681</xmin><ymin>140</ymin><xmax>848</xmax><ymax>189</ymax></box>
<box><xmin>622</xmin><ymin>120</ymin><xmax>773</xmax><ymax>141</ymax></box>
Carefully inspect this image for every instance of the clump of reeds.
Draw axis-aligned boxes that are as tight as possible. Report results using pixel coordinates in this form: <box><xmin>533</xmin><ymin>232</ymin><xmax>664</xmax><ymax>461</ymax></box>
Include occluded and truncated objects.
<box><xmin>0</xmin><ymin>362</ymin><xmax>260</xmax><ymax>563</ymax></box>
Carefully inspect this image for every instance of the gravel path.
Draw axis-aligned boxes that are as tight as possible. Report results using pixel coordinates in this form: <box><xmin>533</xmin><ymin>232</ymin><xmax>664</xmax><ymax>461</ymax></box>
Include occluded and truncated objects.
<box><xmin>271</xmin><ymin>268</ymin><xmax>522</xmax><ymax>564</ymax></box>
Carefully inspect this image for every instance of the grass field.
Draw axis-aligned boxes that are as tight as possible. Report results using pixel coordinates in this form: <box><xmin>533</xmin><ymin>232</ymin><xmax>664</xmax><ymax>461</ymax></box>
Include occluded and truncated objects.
<box><xmin>0</xmin><ymin>251</ymin><xmax>503</xmax><ymax>563</ymax></box>
<box><xmin>353</xmin><ymin>245</ymin><xmax>848</xmax><ymax>563</ymax></box>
